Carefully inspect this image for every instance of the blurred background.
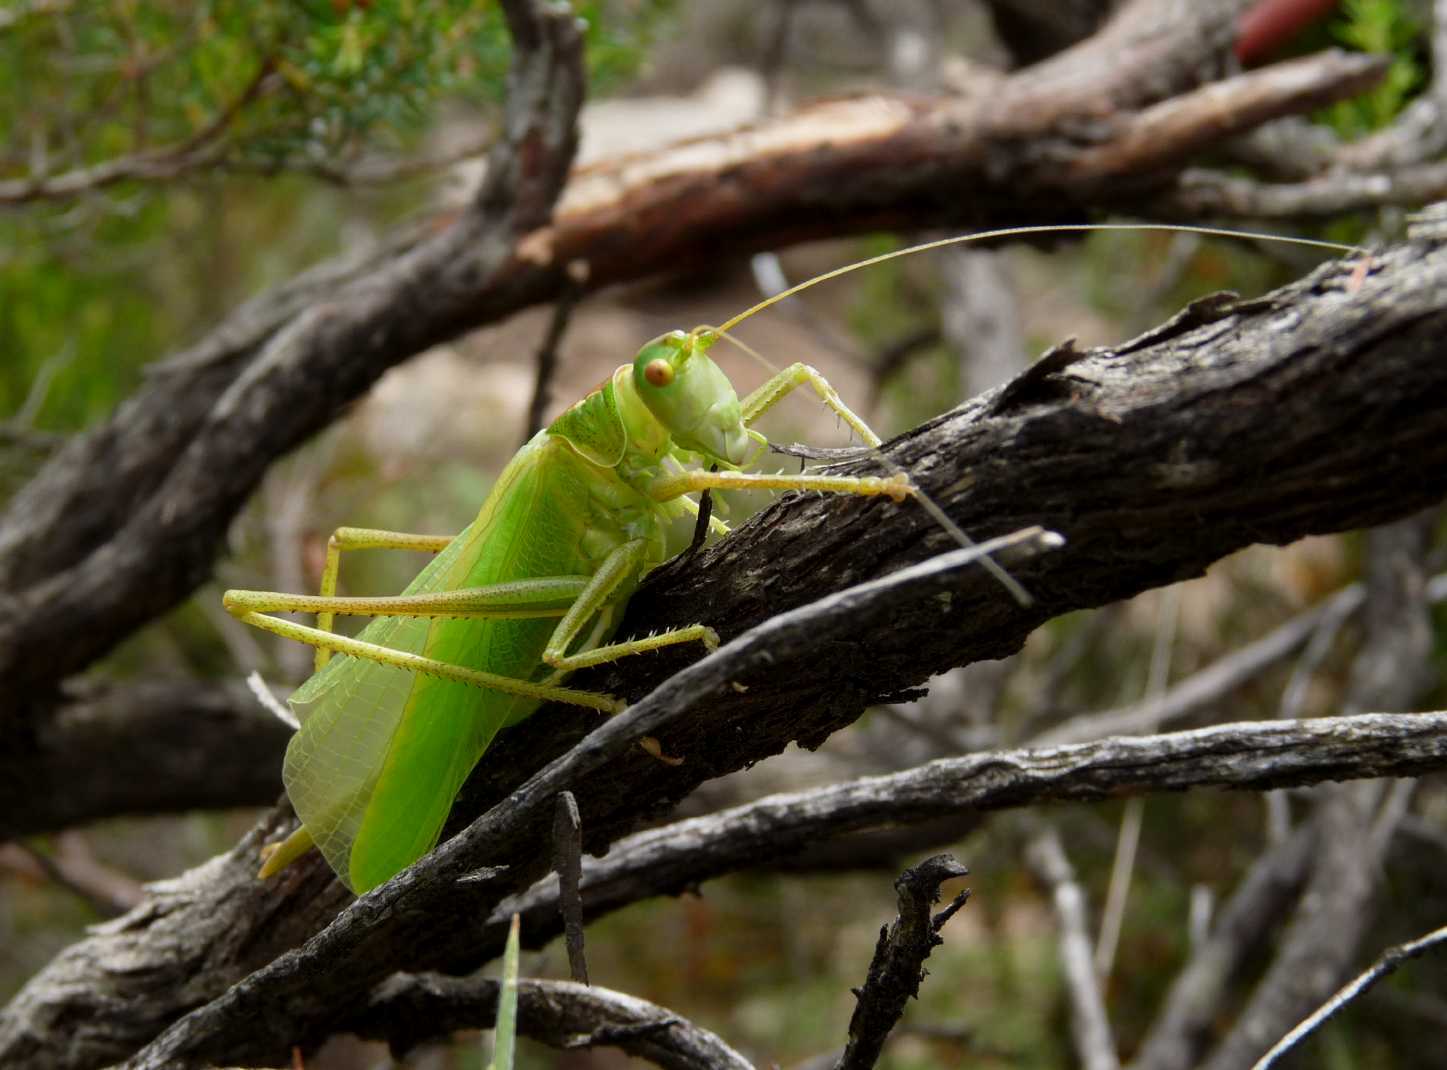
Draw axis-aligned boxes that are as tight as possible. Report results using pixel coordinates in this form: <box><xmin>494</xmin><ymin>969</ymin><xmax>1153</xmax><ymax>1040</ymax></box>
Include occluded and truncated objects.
<box><xmin>3</xmin><ymin>2</ymin><xmax>1445</xmax><ymax>1067</ymax></box>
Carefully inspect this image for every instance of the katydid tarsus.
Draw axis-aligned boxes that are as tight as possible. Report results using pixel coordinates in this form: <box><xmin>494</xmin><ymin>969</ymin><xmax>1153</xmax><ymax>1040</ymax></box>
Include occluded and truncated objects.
<box><xmin>224</xmin><ymin>222</ymin><xmax>1363</xmax><ymax>894</ymax></box>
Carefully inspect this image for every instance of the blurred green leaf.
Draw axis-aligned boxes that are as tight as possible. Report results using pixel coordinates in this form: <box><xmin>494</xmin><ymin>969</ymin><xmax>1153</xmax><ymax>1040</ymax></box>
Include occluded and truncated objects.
<box><xmin>0</xmin><ymin>0</ymin><xmax>676</xmax><ymax>430</ymax></box>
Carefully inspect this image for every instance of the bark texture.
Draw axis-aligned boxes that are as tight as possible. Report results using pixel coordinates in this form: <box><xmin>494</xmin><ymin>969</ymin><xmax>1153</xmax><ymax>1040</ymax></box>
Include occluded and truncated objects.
<box><xmin>3</xmin><ymin>231</ymin><xmax>1447</xmax><ymax>1068</ymax></box>
<box><xmin>6</xmin><ymin>0</ymin><xmax>1447</xmax><ymax>1065</ymax></box>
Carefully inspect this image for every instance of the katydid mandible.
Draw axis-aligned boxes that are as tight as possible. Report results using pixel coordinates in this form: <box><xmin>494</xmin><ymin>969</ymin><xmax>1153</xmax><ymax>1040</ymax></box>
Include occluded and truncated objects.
<box><xmin>224</xmin><ymin>222</ymin><xmax>1362</xmax><ymax>894</ymax></box>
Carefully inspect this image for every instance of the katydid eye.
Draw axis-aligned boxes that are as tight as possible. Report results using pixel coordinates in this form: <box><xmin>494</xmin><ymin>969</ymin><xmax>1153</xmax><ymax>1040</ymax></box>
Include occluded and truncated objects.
<box><xmin>644</xmin><ymin>358</ymin><xmax>674</xmax><ymax>387</ymax></box>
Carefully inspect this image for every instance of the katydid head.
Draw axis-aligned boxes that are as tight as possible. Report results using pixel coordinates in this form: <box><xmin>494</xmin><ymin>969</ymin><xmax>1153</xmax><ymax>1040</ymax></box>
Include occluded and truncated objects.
<box><xmin>632</xmin><ymin>329</ymin><xmax>752</xmax><ymax>467</ymax></box>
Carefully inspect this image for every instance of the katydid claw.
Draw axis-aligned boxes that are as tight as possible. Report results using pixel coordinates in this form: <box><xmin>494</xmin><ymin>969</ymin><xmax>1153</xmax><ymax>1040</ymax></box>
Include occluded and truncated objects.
<box><xmin>884</xmin><ymin>473</ymin><xmax>914</xmax><ymax>503</ymax></box>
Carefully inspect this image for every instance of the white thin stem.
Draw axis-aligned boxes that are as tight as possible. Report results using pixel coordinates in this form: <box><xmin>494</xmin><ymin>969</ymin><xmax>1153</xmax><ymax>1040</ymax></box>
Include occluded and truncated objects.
<box><xmin>1095</xmin><ymin>586</ymin><xmax>1179</xmax><ymax>979</ymax></box>
<box><xmin>1029</xmin><ymin>827</ymin><xmax>1121</xmax><ymax>1070</ymax></box>
<box><xmin>1251</xmin><ymin>923</ymin><xmax>1447</xmax><ymax>1070</ymax></box>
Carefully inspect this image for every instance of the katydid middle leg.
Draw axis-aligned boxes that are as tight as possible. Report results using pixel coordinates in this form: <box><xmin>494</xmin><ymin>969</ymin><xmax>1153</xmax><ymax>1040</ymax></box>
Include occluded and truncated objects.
<box><xmin>540</xmin><ymin>538</ymin><xmax>720</xmax><ymax>672</ymax></box>
<box><xmin>225</xmin><ymin>540</ymin><xmax>718</xmax><ymax>708</ymax></box>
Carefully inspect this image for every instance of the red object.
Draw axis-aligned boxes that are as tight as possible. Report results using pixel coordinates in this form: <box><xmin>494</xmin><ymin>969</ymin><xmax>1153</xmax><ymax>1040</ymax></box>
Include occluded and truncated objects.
<box><xmin>1236</xmin><ymin>0</ymin><xmax>1340</xmax><ymax>65</ymax></box>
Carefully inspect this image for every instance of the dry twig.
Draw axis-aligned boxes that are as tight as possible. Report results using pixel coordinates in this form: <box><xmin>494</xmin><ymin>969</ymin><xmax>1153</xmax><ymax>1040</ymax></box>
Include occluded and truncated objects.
<box><xmin>835</xmin><ymin>854</ymin><xmax>971</xmax><ymax>1070</ymax></box>
<box><xmin>1027</xmin><ymin>827</ymin><xmax>1119</xmax><ymax>1070</ymax></box>
<box><xmin>349</xmin><ymin>972</ymin><xmax>753</xmax><ymax>1070</ymax></box>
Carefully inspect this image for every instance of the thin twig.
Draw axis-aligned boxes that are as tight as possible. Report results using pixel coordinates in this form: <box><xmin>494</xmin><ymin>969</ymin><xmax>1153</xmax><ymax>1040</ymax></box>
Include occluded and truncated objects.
<box><xmin>9</xmin><ymin>341</ymin><xmax>75</xmax><ymax>429</ymax></box>
<box><xmin>1131</xmin><ymin>825</ymin><xmax>1317</xmax><ymax>1070</ymax></box>
<box><xmin>222</xmin><ymin>130</ymin><xmax>498</xmax><ymax>188</ymax></box>
<box><xmin>681</xmin><ymin>472</ymin><xmax>716</xmax><ymax>562</ymax></box>
<box><xmin>350</xmin><ymin>973</ymin><xmax>753</xmax><ymax>1070</ymax></box>
<box><xmin>0</xmin><ymin>57</ymin><xmax>277</xmax><ymax>204</ymax></box>
<box><xmin>1095</xmin><ymin>586</ymin><xmax>1178</xmax><ymax>980</ymax></box>
<box><xmin>865</xmin><ymin>325</ymin><xmax>942</xmax><ymax>415</ymax></box>
<box><xmin>1036</xmin><ymin>572</ymin><xmax>1447</xmax><ymax>746</ymax></box>
<box><xmin>1251</xmin><ymin>924</ymin><xmax>1447</xmax><ymax>1070</ymax></box>
<box><xmin>1026</xmin><ymin>826</ymin><xmax>1120</xmax><ymax>1070</ymax></box>
<box><xmin>1199</xmin><ymin>514</ymin><xmax>1439</xmax><ymax>1070</ymax></box>
<box><xmin>522</xmin><ymin>271</ymin><xmax>585</xmax><ymax>443</ymax></box>
<box><xmin>4</xmin><ymin>838</ymin><xmax>140</xmax><ymax>918</ymax></box>
<box><xmin>1158</xmin><ymin>159</ymin><xmax>1447</xmax><ymax>220</ymax></box>
<box><xmin>1095</xmin><ymin>798</ymin><xmax>1142</xmax><ymax>981</ymax></box>
<box><xmin>552</xmin><ymin>791</ymin><xmax>588</xmax><ymax>985</ymax></box>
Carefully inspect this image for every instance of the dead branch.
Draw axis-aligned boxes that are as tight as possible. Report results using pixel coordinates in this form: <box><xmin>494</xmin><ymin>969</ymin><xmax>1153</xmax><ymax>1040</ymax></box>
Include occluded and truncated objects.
<box><xmin>1037</xmin><ymin>571</ymin><xmax>1447</xmax><ymax>746</ymax></box>
<box><xmin>100</xmin><ymin>709</ymin><xmax>1447</xmax><ymax>1069</ymax></box>
<box><xmin>1252</xmin><ymin>922</ymin><xmax>1447</xmax><ymax>1070</ymax></box>
<box><xmin>835</xmin><ymin>854</ymin><xmax>971</xmax><ymax>1070</ymax></box>
<box><xmin>1129</xmin><ymin>825</ymin><xmax>1318</xmax><ymax>1070</ymax></box>
<box><xmin>7</xmin><ymin>225</ymin><xmax>1447</xmax><ymax>1067</ymax></box>
<box><xmin>345</xmin><ymin>973</ymin><xmax>753</xmax><ymax>1070</ymax></box>
<box><xmin>0</xmin><ymin>679</ymin><xmax>289</xmax><ymax>840</ymax></box>
<box><xmin>1159</xmin><ymin>159</ymin><xmax>1447</xmax><ymax>219</ymax></box>
<box><xmin>1196</xmin><ymin>514</ymin><xmax>1438</xmax><ymax>1070</ymax></box>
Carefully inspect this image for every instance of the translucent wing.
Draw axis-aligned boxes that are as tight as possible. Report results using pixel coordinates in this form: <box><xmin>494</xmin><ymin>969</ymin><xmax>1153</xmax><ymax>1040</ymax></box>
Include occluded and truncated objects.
<box><xmin>281</xmin><ymin>515</ymin><xmax>490</xmax><ymax>891</ymax></box>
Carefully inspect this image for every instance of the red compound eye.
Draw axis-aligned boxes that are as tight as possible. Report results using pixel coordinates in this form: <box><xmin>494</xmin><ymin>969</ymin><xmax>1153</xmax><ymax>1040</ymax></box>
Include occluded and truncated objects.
<box><xmin>644</xmin><ymin>358</ymin><xmax>674</xmax><ymax>387</ymax></box>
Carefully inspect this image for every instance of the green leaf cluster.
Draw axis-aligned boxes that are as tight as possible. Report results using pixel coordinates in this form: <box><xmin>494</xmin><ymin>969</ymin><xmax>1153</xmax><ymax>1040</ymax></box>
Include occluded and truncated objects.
<box><xmin>0</xmin><ymin>1</ymin><xmax>674</xmax><ymax>433</ymax></box>
<box><xmin>1325</xmin><ymin>0</ymin><xmax>1423</xmax><ymax>136</ymax></box>
<box><xmin>1</xmin><ymin>1</ymin><xmax>672</xmax><ymax>185</ymax></box>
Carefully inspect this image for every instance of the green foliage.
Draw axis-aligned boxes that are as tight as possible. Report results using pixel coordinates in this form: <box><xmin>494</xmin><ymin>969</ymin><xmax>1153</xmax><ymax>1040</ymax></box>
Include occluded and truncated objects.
<box><xmin>0</xmin><ymin>1</ymin><xmax>672</xmax><ymax>186</ymax></box>
<box><xmin>1325</xmin><ymin>0</ymin><xmax>1423</xmax><ymax>136</ymax></box>
<box><xmin>0</xmin><ymin>0</ymin><xmax>675</xmax><ymax>433</ymax></box>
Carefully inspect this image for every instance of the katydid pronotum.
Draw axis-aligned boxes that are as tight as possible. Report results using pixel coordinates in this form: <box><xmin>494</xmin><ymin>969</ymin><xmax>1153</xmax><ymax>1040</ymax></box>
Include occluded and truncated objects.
<box><xmin>224</xmin><ymin>222</ymin><xmax>1363</xmax><ymax>894</ymax></box>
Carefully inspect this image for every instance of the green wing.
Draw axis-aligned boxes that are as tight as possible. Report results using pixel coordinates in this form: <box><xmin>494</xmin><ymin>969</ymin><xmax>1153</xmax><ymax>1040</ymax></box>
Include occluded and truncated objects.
<box><xmin>281</xmin><ymin>514</ymin><xmax>492</xmax><ymax>892</ymax></box>
<box><xmin>282</xmin><ymin>438</ymin><xmax>593</xmax><ymax>893</ymax></box>
<box><xmin>345</xmin><ymin>445</ymin><xmax>577</xmax><ymax>892</ymax></box>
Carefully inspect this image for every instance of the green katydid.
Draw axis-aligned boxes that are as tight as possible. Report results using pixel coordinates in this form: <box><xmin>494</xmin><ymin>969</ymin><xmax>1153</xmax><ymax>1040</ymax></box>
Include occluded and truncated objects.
<box><xmin>224</xmin><ymin>323</ymin><xmax>910</xmax><ymax>892</ymax></box>
<box><xmin>224</xmin><ymin>222</ymin><xmax>1362</xmax><ymax>895</ymax></box>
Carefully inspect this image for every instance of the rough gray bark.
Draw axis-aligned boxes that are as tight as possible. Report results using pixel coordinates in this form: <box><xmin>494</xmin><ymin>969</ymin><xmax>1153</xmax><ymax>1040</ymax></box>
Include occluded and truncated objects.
<box><xmin>0</xmin><ymin>680</ymin><xmax>289</xmax><ymax>840</ymax></box>
<box><xmin>5</xmin><ymin>224</ymin><xmax>1447</xmax><ymax>1069</ymax></box>
<box><xmin>346</xmin><ymin>974</ymin><xmax>754</xmax><ymax>1069</ymax></box>
<box><xmin>113</xmin><ymin>711</ymin><xmax>1447</xmax><ymax>1070</ymax></box>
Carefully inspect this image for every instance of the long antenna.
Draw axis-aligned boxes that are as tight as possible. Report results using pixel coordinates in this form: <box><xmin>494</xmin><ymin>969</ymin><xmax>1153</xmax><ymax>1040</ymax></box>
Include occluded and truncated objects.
<box><xmin>716</xmin><ymin>223</ymin><xmax>1364</xmax><ymax>335</ymax></box>
<box><xmin>706</xmin><ymin>221</ymin><xmax>1367</xmax><ymax>607</ymax></box>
